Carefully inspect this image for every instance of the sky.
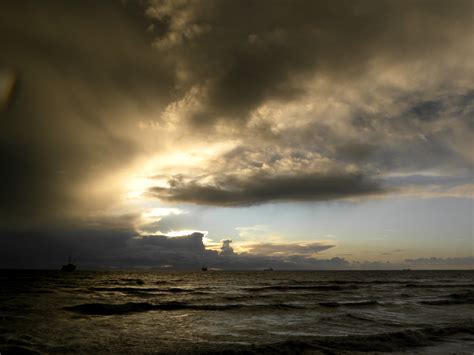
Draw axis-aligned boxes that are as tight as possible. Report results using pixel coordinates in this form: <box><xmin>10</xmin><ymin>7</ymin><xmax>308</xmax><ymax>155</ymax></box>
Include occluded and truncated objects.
<box><xmin>0</xmin><ymin>0</ymin><xmax>473</xmax><ymax>270</ymax></box>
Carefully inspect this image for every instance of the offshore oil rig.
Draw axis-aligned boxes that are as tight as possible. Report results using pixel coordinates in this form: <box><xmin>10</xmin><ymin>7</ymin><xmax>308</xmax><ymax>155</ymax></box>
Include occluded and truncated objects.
<box><xmin>61</xmin><ymin>256</ymin><xmax>76</xmax><ymax>272</ymax></box>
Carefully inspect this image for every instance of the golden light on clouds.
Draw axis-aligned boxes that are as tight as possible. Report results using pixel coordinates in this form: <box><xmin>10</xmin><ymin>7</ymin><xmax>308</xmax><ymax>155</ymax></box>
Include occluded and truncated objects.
<box><xmin>124</xmin><ymin>141</ymin><xmax>239</xmax><ymax>201</ymax></box>
<box><xmin>142</xmin><ymin>208</ymin><xmax>184</xmax><ymax>219</ymax></box>
<box><xmin>1</xmin><ymin>0</ymin><xmax>473</xmax><ymax>270</ymax></box>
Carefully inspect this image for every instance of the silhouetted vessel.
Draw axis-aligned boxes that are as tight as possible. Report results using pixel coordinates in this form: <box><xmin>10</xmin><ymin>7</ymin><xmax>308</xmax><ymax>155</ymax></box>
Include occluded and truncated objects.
<box><xmin>201</xmin><ymin>266</ymin><xmax>208</xmax><ymax>271</ymax></box>
<box><xmin>61</xmin><ymin>256</ymin><xmax>76</xmax><ymax>272</ymax></box>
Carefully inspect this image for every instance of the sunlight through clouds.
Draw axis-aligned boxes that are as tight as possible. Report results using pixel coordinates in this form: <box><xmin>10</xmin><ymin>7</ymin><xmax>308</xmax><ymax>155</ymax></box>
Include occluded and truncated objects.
<box><xmin>1</xmin><ymin>0</ymin><xmax>472</xmax><ymax>270</ymax></box>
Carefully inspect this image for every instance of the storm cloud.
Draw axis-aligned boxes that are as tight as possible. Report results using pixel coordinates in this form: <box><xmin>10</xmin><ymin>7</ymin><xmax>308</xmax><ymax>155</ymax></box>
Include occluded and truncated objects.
<box><xmin>0</xmin><ymin>0</ymin><xmax>174</xmax><ymax>225</ymax></box>
<box><xmin>149</xmin><ymin>172</ymin><xmax>382</xmax><ymax>206</ymax></box>
<box><xmin>1</xmin><ymin>0</ymin><xmax>473</xmax><ymax>221</ymax></box>
<box><xmin>142</xmin><ymin>0</ymin><xmax>473</xmax><ymax>206</ymax></box>
<box><xmin>147</xmin><ymin>0</ymin><xmax>473</xmax><ymax>126</ymax></box>
<box><xmin>1</xmin><ymin>229</ymin><xmax>470</xmax><ymax>270</ymax></box>
<box><xmin>1</xmin><ymin>0</ymin><xmax>472</xmax><ymax>269</ymax></box>
<box><xmin>0</xmin><ymin>228</ymin><xmax>336</xmax><ymax>270</ymax></box>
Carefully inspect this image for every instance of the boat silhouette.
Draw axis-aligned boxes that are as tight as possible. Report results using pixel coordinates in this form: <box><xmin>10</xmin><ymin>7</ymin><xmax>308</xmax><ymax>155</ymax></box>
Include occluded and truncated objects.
<box><xmin>61</xmin><ymin>256</ymin><xmax>76</xmax><ymax>272</ymax></box>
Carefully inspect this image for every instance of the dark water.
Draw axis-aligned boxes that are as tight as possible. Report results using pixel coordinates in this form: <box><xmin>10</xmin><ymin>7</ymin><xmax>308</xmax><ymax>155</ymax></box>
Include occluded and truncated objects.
<box><xmin>1</xmin><ymin>270</ymin><xmax>473</xmax><ymax>354</ymax></box>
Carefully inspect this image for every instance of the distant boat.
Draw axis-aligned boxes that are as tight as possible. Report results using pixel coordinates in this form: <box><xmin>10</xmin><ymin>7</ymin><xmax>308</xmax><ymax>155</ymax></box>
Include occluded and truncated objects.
<box><xmin>263</xmin><ymin>268</ymin><xmax>274</xmax><ymax>271</ymax></box>
<box><xmin>201</xmin><ymin>266</ymin><xmax>208</xmax><ymax>271</ymax></box>
<box><xmin>61</xmin><ymin>256</ymin><xmax>76</xmax><ymax>272</ymax></box>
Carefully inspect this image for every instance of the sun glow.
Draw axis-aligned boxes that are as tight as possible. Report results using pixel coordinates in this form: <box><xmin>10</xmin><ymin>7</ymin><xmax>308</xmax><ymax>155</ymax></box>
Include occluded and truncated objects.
<box><xmin>124</xmin><ymin>141</ymin><xmax>238</xmax><ymax>200</ymax></box>
<box><xmin>165</xmin><ymin>230</ymin><xmax>208</xmax><ymax>237</ymax></box>
<box><xmin>142</xmin><ymin>208</ymin><xmax>183</xmax><ymax>219</ymax></box>
<box><xmin>125</xmin><ymin>176</ymin><xmax>161</xmax><ymax>200</ymax></box>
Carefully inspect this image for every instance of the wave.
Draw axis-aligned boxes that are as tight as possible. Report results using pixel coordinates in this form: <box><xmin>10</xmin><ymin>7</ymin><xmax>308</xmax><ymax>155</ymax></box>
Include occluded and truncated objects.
<box><xmin>89</xmin><ymin>287</ymin><xmax>160</xmax><ymax>294</ymax></box>
<box><xmin>405</xmin><ymin>283</ymin><xmax>474</xmax><ymax>288</ymax></box>
<box><xmin>336</xmin><ymin>280</ymin><xmax>408</xmax><ymax>285</ymax></box>
<box><xmin>64</xmin><ymin>301</ymin><xmax>304</xmax><ymax>315</ymax></box>
<box><xmin>167</xmin><ymin>287</ymin><xmax>193</xmax><ymax>293</ymax></box>
<box><xmin>281</xmin><ymin>280</ymin><xmax>410</xmax><ymax>286</ymax></box>
<box><xmin>64</xmin><ymin>302</ymin><xmax>156</xmax><ymax>315</ymax></box>
<box><xmin>319</xmin><ymin>300</ymin><xmax>378</xmax><ymax>308</ymax></box>
<box><xmin>110</xmin><ymin>278</ymin><xmax>145</xmax><ymax>285</ymax></box>
<box><xmin>420</xmin><ymin>291</ymin><xmax>474</xmax><ymax>306</ymax></box>
<box><xmin>0</xmin><ymin>345</ymin><xmax>40</xmax><ymax>355</ymax></box>
<box><xmin>1</xmin><ymin>287</ymin><xmax>55</xmax><ymax>295</ymax></box>
<box><xmin>88</xmin><ymin>286</ymin><xmax>212</xmax><ymax>297</ymax></box>
<box><xmin>245</xmin><ymin>284</ymin><xmax>357</xmax><ymax>292</ymax></box>
<box><xmin>246</xmin><ymin>322</ymin><xmax>474</xmax><ymax>353</ymax></box>
<box><xmin>90</xmin><ymin>286</ymin><xmax>203</xmax><ymax>294</ymax></box>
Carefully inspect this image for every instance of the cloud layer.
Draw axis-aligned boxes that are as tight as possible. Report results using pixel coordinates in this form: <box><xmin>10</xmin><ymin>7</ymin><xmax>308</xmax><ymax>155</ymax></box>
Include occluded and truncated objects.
<box><xmin>1</xmin><ymin>0</ymin><xmax>173</xmax><ymax>225</ymax></box>
<box><xmin>1</xmin><ymin>229</ymin><xmax>471</xmax><ymax>270</ymax></box>
<box><xmin>1</xmin><ymin>0</ymin><xmax>473</xmax><ymax>222</ymax></box>
<box><xmin>1</xmin><ymin>1</ymin><xmax>472</xmax><ymax>269</ymax></box>
<box><xmin>149</xmin><ymin>172</ymin><xmax>382</xmax><ymax>206</ymax></box>
<box><xmin>142</xmin><ymin>0</ymin><xmax>474</xmax><ymax>206</ymax></box>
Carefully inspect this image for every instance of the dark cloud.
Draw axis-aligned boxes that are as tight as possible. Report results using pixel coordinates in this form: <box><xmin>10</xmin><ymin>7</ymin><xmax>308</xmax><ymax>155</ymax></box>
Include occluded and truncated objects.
<box><xmin>0</xmin><ymin>228</ymin><xmax>338</xmax><ymax>270</ymax></box>
<box><xmin>0</xmin><ymin>0</ymin><xmax>174</xmax><ymax>225</ymax></box>
<box><xmin>333</xmin><ymin>142</ymin><xmax>377</xmax><ymax>163</ymax></box>
<box><xmin>1</xmin><ymin>0</ymin><xmax>472</xmax><ymax>269</ymax></box>
<box><xmin>134</xmin><ymin>233</ymin><xmax>206</xmax><ymax>253</ymax></box>
<box><xmin>2</xmin><ymin>225</ymin><xmax>469</xmax><ymax>270</ymax></box>
<box><xmin>1</xmin><ymin>0</ymin><xmax>472</xmax><ymax>221</ymax></box>
<box><xmin>148</xmin><ymin>172</ymin><xmax>383</xmax><ymax>206</ymax></box>
<box><xmin>0</xmin><ymin>227</ymin><xmax>133</xmax><ymax>270</ymax></box>
<box><xmin>220</xmin><ymin>239</ymin><xmax>234</xmax><ymax>256</ymax></box>
<box><xmin>384</xmin><ymin>175</ymin><xmax>473</xmax><ymax>189</ymax></box>
<box><xmin>408</xmin><ymin>100</ymin><xmax>444</xmax><ymax>122</ymax></box>
<box><xmin>148</xmin><ymin>0</ymin><xmax>472</xmax><ymax>127</ymax></box>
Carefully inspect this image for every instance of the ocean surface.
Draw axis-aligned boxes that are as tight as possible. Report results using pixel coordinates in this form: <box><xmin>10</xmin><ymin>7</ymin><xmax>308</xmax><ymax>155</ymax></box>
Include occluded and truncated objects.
<box><xmin>0</xmin><ymin>270</ymin><xmax>473</xmax><ymax>354</ymax></box>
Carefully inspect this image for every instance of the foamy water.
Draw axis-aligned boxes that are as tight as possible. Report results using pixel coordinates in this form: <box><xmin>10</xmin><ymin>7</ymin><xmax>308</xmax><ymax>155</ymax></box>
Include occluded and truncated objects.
<box><xmin>1</xmin><ymin>270</ymin><xmax>473</xmax><ymax>354</ymax></box>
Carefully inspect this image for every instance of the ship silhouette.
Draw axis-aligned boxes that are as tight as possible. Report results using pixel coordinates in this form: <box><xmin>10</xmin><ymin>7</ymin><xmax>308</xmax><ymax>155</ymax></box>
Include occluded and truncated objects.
<box><xmin>61</xmin><ymin>256</ymin><xmax>76</xmax><ymax>272</ymax></box>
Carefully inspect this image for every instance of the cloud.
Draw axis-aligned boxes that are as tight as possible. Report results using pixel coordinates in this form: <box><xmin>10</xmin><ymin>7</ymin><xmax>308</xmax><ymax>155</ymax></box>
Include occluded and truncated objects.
<box><xmin>1</xmin><ymin>0</ymin><xmax>473</xmax><ymax>224</ymax></box>
<box><xmin>133</xmin><ymin>232</ymin><xmax>206</xmax><ymax>252</ymax></box>
<box><xmin>0</xmin><ymin>224</ymin><xmax>471</xmax><ymax>270</ymax></box>
<box><xmin>148</xmin><ymin>172</ymin><xmax>383</xmax><ymax>206</ymax></box>
<box><xmin>0</xmin><ymin>0</ymin><xmax>174</xmax><ymax>225</ymax></box>
<box><xmin>242</xmin><ymin>242</ymin><xmax>335</xmax><ymax>256</ymax></box>
<box><xmin>147</xmin><ymin>0</ymin><xmax>473</xmax><ymax>128</ymax></box>
<box><xmin>1</xmin><ymin>0</ymin><xmax>473</xmax><ymax>269</ymax></box>
<box><xmin>220</xmin><ymin>239</ymin><xmax>234</xmax><ymax>256</ymax></box>
<box><xmin>137</xmin><ymin>0</ymin><xmax>473</xmax><ymax>206</ymax></box>
<box><xmin>352</xmin><ymin>257</ymin><xmax>474</xmax><ymax>270</ymax></box>
<box><xmin>403</xmin><ymin>257</ymin><xmax>474</xmax><ymax>269</ymax></box>
<box><xmin>115</xmin><ymin>234</ymin><xmax>344</xmax><ymax>270</ymax></box>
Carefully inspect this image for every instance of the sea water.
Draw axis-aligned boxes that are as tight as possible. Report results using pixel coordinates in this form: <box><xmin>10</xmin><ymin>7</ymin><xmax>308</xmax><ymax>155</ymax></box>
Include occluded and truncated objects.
<box><xmin>1</xmin><ymin>270</ymin><xmax>473</xmax><ymax>354</ymax></box>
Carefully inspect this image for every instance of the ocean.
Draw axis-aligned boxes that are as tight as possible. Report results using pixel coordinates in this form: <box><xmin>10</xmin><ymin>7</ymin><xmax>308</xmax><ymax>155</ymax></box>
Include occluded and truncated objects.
<box><xmin>0</xmin><ymin>270</ymin><xmax>473</xmax><ymax>354</ymax></box>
